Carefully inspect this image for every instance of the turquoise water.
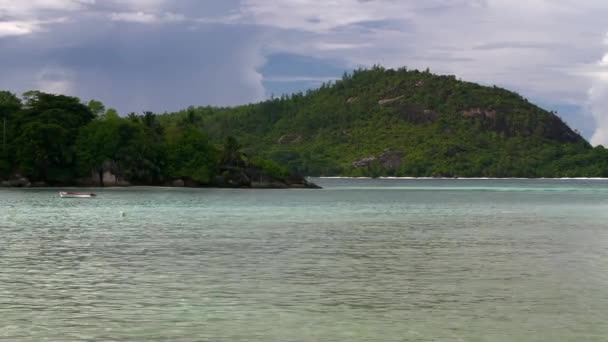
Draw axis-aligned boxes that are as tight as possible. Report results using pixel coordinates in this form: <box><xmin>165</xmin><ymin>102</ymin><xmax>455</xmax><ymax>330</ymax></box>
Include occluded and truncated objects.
<box><xmin>1</xmin><ymin>178</ymin><xmax>608</xmax><ymax>341</ymax></box>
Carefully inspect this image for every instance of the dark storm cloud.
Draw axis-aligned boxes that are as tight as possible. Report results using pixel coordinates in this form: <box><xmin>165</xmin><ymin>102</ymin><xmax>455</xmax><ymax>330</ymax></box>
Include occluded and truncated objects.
<box><xmin>0</xmin><ymin>0</ymin><xmax>264</xmax><ymax>113</ymax></box>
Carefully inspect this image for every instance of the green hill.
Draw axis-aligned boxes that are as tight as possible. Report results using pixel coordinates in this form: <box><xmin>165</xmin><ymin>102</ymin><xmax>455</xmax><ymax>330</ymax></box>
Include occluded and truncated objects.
<box><xmin>162</xmin><ymin>66</ymin><xmax>608</xmax><ymax>178</ymax></box>
<box><xmin>2</xmin><ymin>66</ymin><xmax>608</xmax><ymax>186</ymax></box>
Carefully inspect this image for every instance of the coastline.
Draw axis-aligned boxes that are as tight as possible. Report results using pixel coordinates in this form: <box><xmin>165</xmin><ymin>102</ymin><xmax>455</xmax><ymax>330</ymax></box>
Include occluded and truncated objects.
<box><xmin>3</xmin><ymin>177</ymin><xmax>608</xmax><ymax>190</ymax></box>
<box><xmin>0</xmin><ymin>177</ymin><xmax>323</xmax><ymax>189</ymax></box>
<box><xmin>319</xmin><ymin>176</ymin><xmax>608</xmax><ymax>180</ymax></box>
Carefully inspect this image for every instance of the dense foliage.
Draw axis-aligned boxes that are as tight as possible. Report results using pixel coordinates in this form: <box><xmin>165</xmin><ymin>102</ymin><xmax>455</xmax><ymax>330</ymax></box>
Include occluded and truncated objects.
<box><xmin>0</xmin><ymin>92</ymin><xmax>281</xmax><ymax>185</ymax></box>
<box><xmin>1</xmin><ymin>66</ymin><xmax>607</xmax><ymax>184</ymax></box>
<box><xmin>161</xmin><ymin>66</ymin><xmax>608</xmax><ymax>178</ymax></box>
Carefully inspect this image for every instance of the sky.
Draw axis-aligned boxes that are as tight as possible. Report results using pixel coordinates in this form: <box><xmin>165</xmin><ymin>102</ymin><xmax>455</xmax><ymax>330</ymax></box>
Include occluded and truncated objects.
<box><xmin>1</xmin><ymin>0</ymin><xmax>608</xmax><ymax>145</ymax></box>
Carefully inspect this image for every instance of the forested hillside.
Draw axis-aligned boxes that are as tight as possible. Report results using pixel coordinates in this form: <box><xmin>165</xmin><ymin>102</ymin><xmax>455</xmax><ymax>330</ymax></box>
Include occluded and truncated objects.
<box><xmin>1</xmin><ymin>66</ymin><xmax>608</xmax><ymax>186</ymax></box>
<box><xmin>163</xmin><ymin>66</ymin><xmax>608</xmax><ymax>177</ymax></box>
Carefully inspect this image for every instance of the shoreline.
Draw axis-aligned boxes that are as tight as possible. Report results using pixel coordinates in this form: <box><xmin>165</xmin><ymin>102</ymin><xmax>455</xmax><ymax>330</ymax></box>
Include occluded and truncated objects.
<box><xmin>319</xmin><ymin>177</ymin><xmax>608</xmax><ymax>180</ymax></box>
<box><xmin>2</xmin><ymin>177</ymin><xmax>607</xmax><ymax>191</ymax></box>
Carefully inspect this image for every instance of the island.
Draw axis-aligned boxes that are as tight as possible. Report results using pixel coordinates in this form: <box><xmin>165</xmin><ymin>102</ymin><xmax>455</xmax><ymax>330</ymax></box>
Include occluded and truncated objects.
<box><xmin>1</xmin><ymin>66</ymin><xmax>608</xmax><ymax>188</ymax></box>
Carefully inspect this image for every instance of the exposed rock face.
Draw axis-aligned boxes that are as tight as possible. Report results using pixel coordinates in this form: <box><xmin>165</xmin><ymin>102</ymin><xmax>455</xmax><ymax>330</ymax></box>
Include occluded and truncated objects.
<box><xmin>99</xmin><ymin>170</ymin><xmax>129</xmax><ymax>186</ymax></box>
<box><xmin>463</xmin><ymin>108</ymin><xmax>497</xmax><ymax>119</ymax></box>
<box><xmin>543</xmin><ymin>115</ymin><xmax>583</xmax><ymax>143</ymax></box>
<box><xmin>352</xmin><ymin>156</ymin><xmax>377</xmax><ymax>168</ymax></box>
<box><xmin>278</xmin><ymin>134</ymin><xmax>303</xmax><ymax>144</ymax></box>
<box><xmin>346</xmin><ymin>97</ymin><xmax>358</xmax><ymax>104</ymax></box>
<box><xmin>378</xmin><ymin>95</ymin><xmax>404</xmax><ymax>105</ymax></box>
<box><xmin>217</xmin><ymin>167</ymin><xmax>251</xmax><ymax>187</ymax></box>
<box><xmin>353</xmin><ymin>150</ymin><xmax>406</xmax><ymax>169</ymax></box>
<box><xmin>461</xmin><ymin>108</ymin><xmax>583</xmax><ymax>143</ymax></box>
<box><xmin>378</xmin><ymin>150</ymin><xmax>406</xmax><ymax>169</ymax></box>
<box><xmin>87</xmin><ymin>160</ymin><xmax>130</xmax><ymax>186</ymax></box>
<box><xmin>390</xmin><ymin>103</ymin><xmax>438</xmax><ymax>124</ymax></box>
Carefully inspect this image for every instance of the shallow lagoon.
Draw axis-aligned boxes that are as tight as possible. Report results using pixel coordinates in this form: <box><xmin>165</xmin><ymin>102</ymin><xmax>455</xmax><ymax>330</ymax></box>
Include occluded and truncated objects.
<box><xmin>1</xmin><ymin>178</ymin><xmax>608</xmax><ymax>341</ymax></box>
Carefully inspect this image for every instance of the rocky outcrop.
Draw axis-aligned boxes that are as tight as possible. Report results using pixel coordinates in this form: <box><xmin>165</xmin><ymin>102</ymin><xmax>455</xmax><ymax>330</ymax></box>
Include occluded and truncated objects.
<box><xmin>1</xmin><ymin>177</ymin><xmax>31</xmax><ymax>187</ymax></box>
<box><xmin>346</xmin><ymin>97</ymin><xmax>358</xmax><ymax>104</ymax></box>
<box><xmin>215</xmin><ymin>166</ymin><xmax>321</xmax><ymax>189</ymax></box>
<box><xmin>461</xmin><ymin>108</ymin><xmax>583</xmax><ymax>143</ymax></box>
<box><xmin>378</xmin><ymin>95</ymin><xmax>404</xmax><ymax>105</ymax></box>
<box><xmin>171</xmin><ymin>179</ymin><xmax>185</xmax><ymax>187</ymax></box>
<box><xmin>353</xmin><ymin>150</ymin><xmax>405</xmax><ymax>170</ymax></box>
<box><xmin>352</xmin><ymin>156</ymin><xmax>377</xmax><ymax>168</ymax></box>
<box><xmin>278</xmin><ymin>134</ymin><xmax>303</xmax><ymax>145</ymax></box>
<box><xmin>463</xmin><ymin>108</ymin><xmax>497</xmax><ymax>119</ymax></box>
<box><xmin>378</xmin><ymin>150</ymin><xmax>406</xmax><ymax>169</ymax></box>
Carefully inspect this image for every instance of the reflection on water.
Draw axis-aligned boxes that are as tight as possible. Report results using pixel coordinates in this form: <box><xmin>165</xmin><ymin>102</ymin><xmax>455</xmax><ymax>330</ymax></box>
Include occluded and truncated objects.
<box><xmin>1</xmin><ymin>179</ymin><xmax>608</xmax><ymax>341</ymax></box>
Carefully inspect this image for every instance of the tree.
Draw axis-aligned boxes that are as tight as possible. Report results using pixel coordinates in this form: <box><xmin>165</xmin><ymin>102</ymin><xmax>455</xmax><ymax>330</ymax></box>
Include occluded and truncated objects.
<box><xmin>76</xmin><ymin>118</ymin><xmax>124</xmax><ymax>185</ymax></box>
<box><xmin>221</xmin><ymin>136</ymin><xmax>245</xmax><ymax>167</ymax></box>
<box><xmin>76</xmin><ymin>116</ymin><xmax>166</xmax><ymax>186</ymax></box>
<box><xmin>168</xmin><ymin>128</ymin><xmax>218</xmax><ymax>184</ymax></box>
<box><xmin>102</xmin><ymin>108</ymin><xmax>120</xmax><ymax>121</ymax></box>
<box><xmin>87</xmin><ymin>99</ymin><xmax>106</xmax><ymax>118</ymax></box>
<box><xmin>0</xmin><ymin>91</ymin><xmax>21</xmax><ymax>153</ymax></box>
<box><xmin>10</xmin><ymin>91</ymin><xmax>94</xmax><ymax>183</ymax></box>
<box><xmin>0</xmin><ymin>91</ymin><xmax>21</xmax><ymax>176</ymax></box>
<box><xmin>14</xmin><ymin>122</ymin><xmax>71</xmax><ymax>182</ymax></box>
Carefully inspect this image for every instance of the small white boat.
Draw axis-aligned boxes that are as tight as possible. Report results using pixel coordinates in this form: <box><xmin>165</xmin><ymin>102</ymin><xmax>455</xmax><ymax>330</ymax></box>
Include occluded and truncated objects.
<box><xmin>59</xmin><ymin>192</ymin><xmax>96</xmax><ymax>198</ymax></box>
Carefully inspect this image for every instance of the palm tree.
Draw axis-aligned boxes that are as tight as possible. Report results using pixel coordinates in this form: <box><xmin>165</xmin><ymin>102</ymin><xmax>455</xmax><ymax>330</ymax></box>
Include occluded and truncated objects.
<box><xmin>0</xmin><ymin>91</ymin><xmax>21</xmax><ymax>153</ymax></box>
<box><xmin>221</xmin><ymin>136</ymin><xmax>246</xmax><ymax>167</ymax></box>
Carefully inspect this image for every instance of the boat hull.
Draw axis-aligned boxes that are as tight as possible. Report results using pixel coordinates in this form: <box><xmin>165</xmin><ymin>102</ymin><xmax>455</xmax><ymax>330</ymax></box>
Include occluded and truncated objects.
<box><xmin>59</xmin><ymin>192</ymin><xmax>96</xmax><ymax>198</ymax></box>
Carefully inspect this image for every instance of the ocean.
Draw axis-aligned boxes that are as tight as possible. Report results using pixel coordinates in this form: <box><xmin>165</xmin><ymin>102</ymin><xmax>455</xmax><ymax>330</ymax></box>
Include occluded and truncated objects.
<box><xmin>1</xmin><ymin>178</ymin><xmax>608</xmax><ymax>341</ymax></box>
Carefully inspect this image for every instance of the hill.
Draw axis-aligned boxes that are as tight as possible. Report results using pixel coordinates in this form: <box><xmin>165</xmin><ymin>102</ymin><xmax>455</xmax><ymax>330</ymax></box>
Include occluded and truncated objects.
<box><xmin>162</xmin><ymin>66</ymin><xmax>608</xmax><ymax>178</ymax></box>
<box><xmin>2</xmin><ymin>66</ymin><xmax>608</xmax><ymax>186</ymax></box>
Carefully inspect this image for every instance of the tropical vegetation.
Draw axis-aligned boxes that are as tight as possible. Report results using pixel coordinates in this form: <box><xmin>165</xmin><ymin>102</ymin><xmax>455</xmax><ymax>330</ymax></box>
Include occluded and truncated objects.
<box><xmin>1</xmin><ymin>66</ymin><xmax>607</xmax><ymax>186</ymax></box>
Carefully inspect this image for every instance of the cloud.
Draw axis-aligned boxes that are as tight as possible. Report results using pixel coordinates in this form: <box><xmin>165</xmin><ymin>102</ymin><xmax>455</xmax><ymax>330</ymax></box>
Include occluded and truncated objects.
<box><xmin>0</xmin><ymin>17</ymin><xmax>68</xmax><ymax>37</ymax></box>
<box><xmin>0</xmin><ymin>21</ymin><xmax>38</xmax><ymax>37</ymax></box>
<box><xmin>234</xmin><ymin>0</ymin><xmax>608</xmax><ymax>140</ymax></box>
<box><xmin>0</xmin><ymin>0</ymin><xmax>93</xmax><ymax>14</ymax></box>
<box><xmin>0</xmin><ymin>2</ymin><xmax>266</xmax><ymax>113</ymax></box>
<box><xmin>36</xmin><ymin>66</ymin><xmax>74</xmax><ymax>94</ymax></box>
<box><xmin>472</xmin><ymin>41</ymin><xmax>559</xmax><ymax>51</ymax></box>
<box><xmin>589</xmin><ymin>36</ymin><xmax>608</xmax><ymax>146</ymax></box>
<box><xmin>2</xmin><ymin>0</ymin><xmax>608</xmax><ymax>142</ymax></box>
<box><xmin>109</xmin><ymin>11</ymin><xmax>185</xmax><ymax>24</ymax></box>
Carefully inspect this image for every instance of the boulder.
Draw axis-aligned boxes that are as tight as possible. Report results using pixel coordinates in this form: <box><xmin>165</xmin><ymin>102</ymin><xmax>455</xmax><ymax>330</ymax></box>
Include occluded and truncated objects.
<box><xmin>171</xmin><ymin>179</ymin><xmax>185</xmax><ymax>187</ymax></box>
<box><xmin>2</xmin><ymin>177</ymin><xmax>31</xmax><ymax>187</ymax></box>
<box><xmin>217</xmin><ymin>168</ymin><xmax>251</xmax><ymax>187</ymax></box>
<box><xmin>352</xmin><ymin>156</ymin><xmax>377</xmax><ymax>168</ymax></box>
